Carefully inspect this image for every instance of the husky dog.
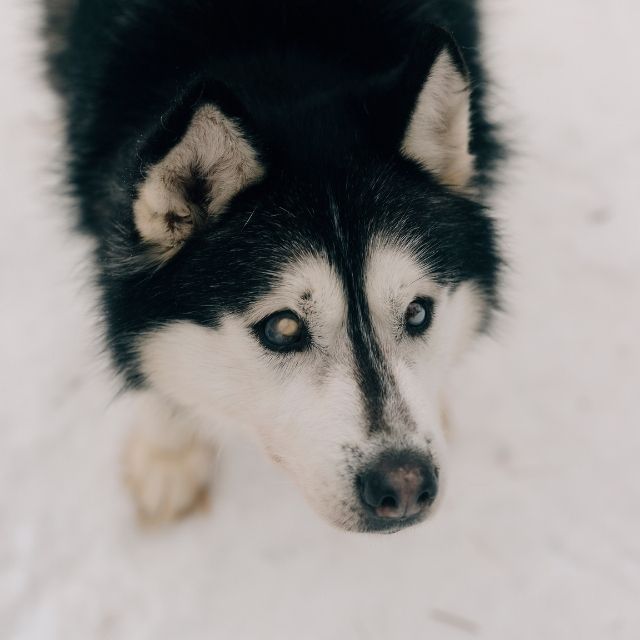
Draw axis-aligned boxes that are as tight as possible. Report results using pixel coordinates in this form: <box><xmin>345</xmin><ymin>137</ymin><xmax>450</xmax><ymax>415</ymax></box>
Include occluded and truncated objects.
<box><xmin>45</xmin><ymin>0</ymin><xmax>502</xmax><ymax>533</ymax></box>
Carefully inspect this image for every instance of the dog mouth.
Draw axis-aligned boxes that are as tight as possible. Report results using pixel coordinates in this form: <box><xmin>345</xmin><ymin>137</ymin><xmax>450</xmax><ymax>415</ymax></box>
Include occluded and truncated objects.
<box><xmin>357</xmin><ymin>510</ymin><xmax>428</xmax><ymax>534</ymax></box>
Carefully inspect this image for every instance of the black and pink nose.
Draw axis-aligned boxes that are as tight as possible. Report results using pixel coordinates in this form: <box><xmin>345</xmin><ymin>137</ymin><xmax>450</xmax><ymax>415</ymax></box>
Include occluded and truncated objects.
<box><xmin>358</xmin><ymin>451</ymin><xmax>438</xmax><ymax>520</ymax></box>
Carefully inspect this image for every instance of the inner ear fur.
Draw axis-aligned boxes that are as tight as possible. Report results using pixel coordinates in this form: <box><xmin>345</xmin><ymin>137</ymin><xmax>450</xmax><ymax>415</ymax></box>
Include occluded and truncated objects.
<box><xmin>380</xmin><ymin>26</ymin><xmax>475</xmax><ymax>191</ymax></box>
<box><xmin>133</xmin><ymin>96</ymin><xmax>264</xmax><ymax>256</ymax></box>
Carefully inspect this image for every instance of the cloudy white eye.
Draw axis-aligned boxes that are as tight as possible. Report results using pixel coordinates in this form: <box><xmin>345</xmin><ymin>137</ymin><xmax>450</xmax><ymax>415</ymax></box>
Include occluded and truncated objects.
<box><xmin>405</xmin><ymin>298</ymin><xmax>434</xmax><ymax>335</ymax></box>
<box><xmin>258</xmin><ymin>310</ymin><xmax>308</xmax><ymax>352</ymax></box>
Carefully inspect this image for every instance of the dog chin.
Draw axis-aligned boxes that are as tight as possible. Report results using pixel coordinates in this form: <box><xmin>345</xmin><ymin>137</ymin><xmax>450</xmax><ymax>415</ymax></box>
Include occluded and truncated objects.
<box><xmin>318</xmin><ymin>505</ymin><xmax>434</xmax><ymax>534</ymax></box>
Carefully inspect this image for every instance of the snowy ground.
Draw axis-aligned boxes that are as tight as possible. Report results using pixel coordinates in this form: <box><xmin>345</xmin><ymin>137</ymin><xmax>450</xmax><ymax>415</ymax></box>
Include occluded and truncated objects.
<box><xmin>1</xmin><ymin>1</ymin><xmax>639</xmax><ymax>638</ymax></box>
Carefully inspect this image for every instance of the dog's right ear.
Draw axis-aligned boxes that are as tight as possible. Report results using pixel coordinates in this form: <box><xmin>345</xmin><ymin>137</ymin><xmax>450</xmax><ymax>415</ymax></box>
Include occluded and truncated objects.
<box><xmin>368</xmin><ymin>26</ymin><xmax>474</xmax><ymax>192</ymax></box>
<box><xmin>133</xmin><ymin>85</ymin><xmax>264</xmax><ymax>256</ymax></box>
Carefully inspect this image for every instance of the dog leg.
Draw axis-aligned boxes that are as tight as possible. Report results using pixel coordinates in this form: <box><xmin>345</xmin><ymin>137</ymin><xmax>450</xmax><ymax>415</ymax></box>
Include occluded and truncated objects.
<box><xmin>123</xmin><ymin>390</ymin><xmax>217</xmax><ymax>523</ymax></box>
<box><xmin>440</xmin><ymin>392</ymin><xmax>453</xmax><ymax>441</ymax></box>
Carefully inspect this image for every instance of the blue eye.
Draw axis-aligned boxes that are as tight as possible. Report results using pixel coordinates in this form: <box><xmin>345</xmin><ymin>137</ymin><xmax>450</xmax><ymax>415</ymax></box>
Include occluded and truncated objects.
<box><xmin>405</xmin><ymin>298</ymin><xmax>434</xmax><ymax>335</ymax></box>
<box><xmin>259</xmin><ymin>310</ymin><xmax>307</xmax><ymax>352</ymax></box>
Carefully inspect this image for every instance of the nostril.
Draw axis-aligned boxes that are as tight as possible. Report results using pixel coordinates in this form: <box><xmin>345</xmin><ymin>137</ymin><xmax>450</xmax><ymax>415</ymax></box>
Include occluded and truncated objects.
<box><xmin>417</xmin><ymin>491</ymin><xmax>432</xmax><ymax>506</ymax></box>
<box><xmin>379</xmin><ymin>495</ymin><xmax>397</xmax><ymax>509</ymax></box>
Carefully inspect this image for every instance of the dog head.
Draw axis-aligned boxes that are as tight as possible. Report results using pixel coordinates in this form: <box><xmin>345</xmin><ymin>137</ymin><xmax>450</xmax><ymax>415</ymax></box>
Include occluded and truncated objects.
<box><xmin>105</xmin><ymin>27</ymin><xmax>500</xmax><ymax>532</ymax></box>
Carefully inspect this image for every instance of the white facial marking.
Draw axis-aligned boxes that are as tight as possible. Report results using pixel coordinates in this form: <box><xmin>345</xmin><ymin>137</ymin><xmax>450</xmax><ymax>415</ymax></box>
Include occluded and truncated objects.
<box><xmin>365</xmin><ymin>240</ymin><xmax>440</xmax><ymax>342</ymax></box>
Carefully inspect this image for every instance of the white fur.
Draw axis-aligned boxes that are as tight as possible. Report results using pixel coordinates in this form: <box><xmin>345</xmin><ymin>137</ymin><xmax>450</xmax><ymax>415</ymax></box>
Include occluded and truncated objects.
<box><xmin>123</xmin><ymin>390</ymin><xmax>217</xmax><ymax>522</ymax></box>
<box><xmin>133</xmin><ymin>104</ymin><xmax>264</xmax><ymax>252</ymax></box>
<box><xmin>401</xmin><ymin>50</ymin><xmax>474</xmax><ymax>190</ymax></box>
<box><xmin>134</xmin><ymin>248</ymin><xmax>485</xmax><ymax>529</ymax></box>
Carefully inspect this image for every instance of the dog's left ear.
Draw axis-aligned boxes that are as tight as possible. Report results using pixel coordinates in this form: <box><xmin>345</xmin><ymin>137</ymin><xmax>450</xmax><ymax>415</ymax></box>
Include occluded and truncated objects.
<box><xmin>391</xmin><ymin>27</ymin><xmax>474</xmax><ymax>191</ymax></box>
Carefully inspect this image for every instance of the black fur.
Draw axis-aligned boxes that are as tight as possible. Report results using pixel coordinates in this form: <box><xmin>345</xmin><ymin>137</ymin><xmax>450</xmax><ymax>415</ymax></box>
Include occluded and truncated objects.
<box><xmin>45</xmin><ymin>0</ymin><xmax>502</xmax><ymax>396</ymax></box>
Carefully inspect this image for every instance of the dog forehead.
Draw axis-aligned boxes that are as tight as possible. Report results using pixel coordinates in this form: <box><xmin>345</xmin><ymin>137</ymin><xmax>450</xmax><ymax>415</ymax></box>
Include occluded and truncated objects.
<box><xmin>244</xmin><ymin>253</ymin><xmax>346</xmax><ymax>323</ymax></box>
<box><xmin>242</xmin><ymin>240</ymin><xmax>440</xmax><ymax>326</ymax></box>
<box><xmin>365</xmin><ymin>240</ymin><xmax>439</xmax><ymax>311</ymax></box>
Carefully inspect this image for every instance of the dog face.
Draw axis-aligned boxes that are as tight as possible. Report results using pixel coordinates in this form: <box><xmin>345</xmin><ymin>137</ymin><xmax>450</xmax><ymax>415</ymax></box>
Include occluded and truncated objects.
<box><xmin>104</xmin><ymin>29</ymin><xmax>500</xmax><ymax>532</ymax></box>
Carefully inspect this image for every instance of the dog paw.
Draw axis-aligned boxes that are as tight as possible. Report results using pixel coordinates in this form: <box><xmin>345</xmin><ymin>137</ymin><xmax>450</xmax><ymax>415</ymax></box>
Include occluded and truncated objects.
<box><xmin>123</xmin><ymin>430</ymin><xmax>216</xmax><ymax>524</ymax></box>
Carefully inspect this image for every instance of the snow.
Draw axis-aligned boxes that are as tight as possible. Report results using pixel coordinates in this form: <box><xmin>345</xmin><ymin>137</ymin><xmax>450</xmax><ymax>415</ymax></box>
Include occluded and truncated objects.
<box><xmin>1</xmin><ymin>1</ymin><xmax>639</xmax><ymax>638</ymax></box>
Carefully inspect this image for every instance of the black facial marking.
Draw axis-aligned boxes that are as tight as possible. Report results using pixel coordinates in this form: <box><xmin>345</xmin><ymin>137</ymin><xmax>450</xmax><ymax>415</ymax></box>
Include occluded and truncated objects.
<box><xmin>322</xmin><ymin>193</ymin><xmax>381</xmax><ymax>431</ymax></box>
<box><xmin>347</xmin><ymin>282</ymin><xmax>389</xmax><ymax>433</ymax></box>
<box><xmin>326</xmin><ymin>192</ymin><xmax>418</xmax><ymax>436</ymax></box>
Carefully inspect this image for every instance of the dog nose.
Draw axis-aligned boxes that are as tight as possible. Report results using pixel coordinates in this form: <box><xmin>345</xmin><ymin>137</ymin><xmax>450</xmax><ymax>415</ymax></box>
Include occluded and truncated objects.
<box><xmin>358</xmin><ymin>451</ymin><xmax>438</xmax><ymax>519</ymax></box>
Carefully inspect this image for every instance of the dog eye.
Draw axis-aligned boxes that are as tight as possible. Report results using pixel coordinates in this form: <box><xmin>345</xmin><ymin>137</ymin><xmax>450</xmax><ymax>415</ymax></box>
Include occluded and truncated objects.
<box><xmin>259</xmin><ymin>310</ymin><xmax>307</xmax><ymax>352</ymax></box>
<box><xmin>405</xmin><ymin>298</ymin><xmax>434</xmax><ymax>335</ymax></box>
